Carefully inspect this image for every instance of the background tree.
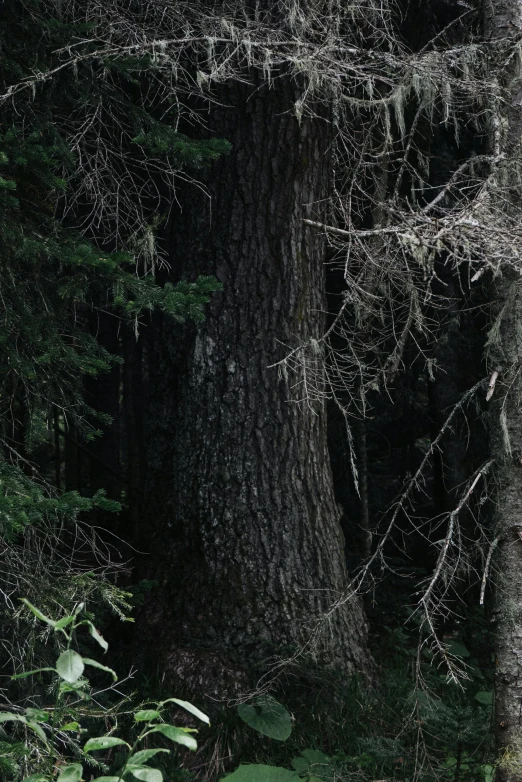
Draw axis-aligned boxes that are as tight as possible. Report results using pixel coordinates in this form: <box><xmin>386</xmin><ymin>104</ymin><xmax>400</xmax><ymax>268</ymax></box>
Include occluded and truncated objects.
<box><xmin>483</xmin><ymin>0</ymin><xmax>522</xmax><ymax>779</ymax></box>
<box><xmin>5</xmin><ymin>1</ymin><xmax>522</xmax><ymax>780</ymax></box>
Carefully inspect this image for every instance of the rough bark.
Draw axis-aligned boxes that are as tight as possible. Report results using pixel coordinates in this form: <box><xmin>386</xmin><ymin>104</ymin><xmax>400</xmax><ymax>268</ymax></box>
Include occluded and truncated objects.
<box><xmin>140</xmin><ymin>78</ymin><xmax>369</xmax><ymax>700</ymax></box>
<box><xmin>490</xmin><ymin>274</ymin><xmax>522</xmax><ymax>782</ymax></box>
<box><xmin>485</xmin><ymin>1</ymin><xmax>522</xmax><ymax>779</ymax></box>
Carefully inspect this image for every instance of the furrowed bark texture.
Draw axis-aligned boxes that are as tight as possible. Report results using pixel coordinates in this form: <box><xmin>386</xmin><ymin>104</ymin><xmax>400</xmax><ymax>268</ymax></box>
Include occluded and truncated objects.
<box><xmin>485</xmin><ymin>1</ymin><xmax>522</xmax><ymax>779</ymax></box>
<box><xmin>491</xmin><ymin>276</ymin><xmax>522</xmax><ymax>782</ymax></box>
<box><xmin>141</xmin><ymin>79</ymin><xmax>369</xmax><ymax>699</ymax></box>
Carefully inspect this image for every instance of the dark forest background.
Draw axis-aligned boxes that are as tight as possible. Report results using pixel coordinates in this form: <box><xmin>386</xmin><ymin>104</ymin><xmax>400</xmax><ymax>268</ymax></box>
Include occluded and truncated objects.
<box><xmin>0</xmin><ymin>1</ymin><xmax>518</xmax><ymax>781</ymax></box>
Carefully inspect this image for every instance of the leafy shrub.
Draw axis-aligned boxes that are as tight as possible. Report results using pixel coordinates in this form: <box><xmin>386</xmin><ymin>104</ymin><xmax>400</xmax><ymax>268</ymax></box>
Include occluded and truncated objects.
<box><xmin>0</xmin><ymin>601</ymin><xmax>209</xmax><ymax>782</ymax></box>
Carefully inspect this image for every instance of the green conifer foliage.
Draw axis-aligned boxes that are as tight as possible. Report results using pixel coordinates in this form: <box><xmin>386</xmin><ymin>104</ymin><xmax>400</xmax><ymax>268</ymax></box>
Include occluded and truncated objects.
<box><xmin>0</xmin><ymin>0</ymin><xmax>225</xmax><ymax>658</ymax></box>
<box><xmin>0</xmin><ymin>0</ymin><xmax>226</xmax><ymax>440</ymax></box>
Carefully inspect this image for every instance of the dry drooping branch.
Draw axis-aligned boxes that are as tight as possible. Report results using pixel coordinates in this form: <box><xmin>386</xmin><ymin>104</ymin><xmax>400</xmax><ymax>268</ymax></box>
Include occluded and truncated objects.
<box><xmin>417</xmin><ymin>461</ymin><xmax>493</xmax><ymax>683</ymax></box>
<box><xmin>1</xmin><ymin>0</ymin><xmax>492</xmax><ymax>266</ymax></box>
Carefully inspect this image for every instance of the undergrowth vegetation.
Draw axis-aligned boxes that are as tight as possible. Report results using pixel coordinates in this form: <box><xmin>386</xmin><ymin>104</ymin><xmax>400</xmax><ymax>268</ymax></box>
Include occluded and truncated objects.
<box><xmin>219</xmin><ymin>608</ymin><xmax>495</xmax><ymax>782</ymax></box>
<box><xmin>0</xmin><ymin>595</ymin><xmax>495</xmax><ymax>782</ymax></box>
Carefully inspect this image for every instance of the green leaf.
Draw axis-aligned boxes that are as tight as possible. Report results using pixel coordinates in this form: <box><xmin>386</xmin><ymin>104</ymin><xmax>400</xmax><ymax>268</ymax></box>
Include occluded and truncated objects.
<box><xmin>84</xmin><ymin>736</ymin><xmax>131</xmax><ymax>753</ymax></box>
<box><xmin>0</xmin><ymin>711</ymin><xmax>26</xmax><ymax>724</ymax></box>
<box><xmin>25</xmin><ymin>708</ymin><xmax>49</xmax><ymax>722</ymax></box>
<box><xmin>128</xmin><ymin>767</ymin><xmax>163</xmax><ymax>782</ymax></box>
<box><xmin>61</xmin><ymin>722</ymin><xmax>80</xmax><ymax>731</ymax></box>
<box><xmin>22</xmin><ymin>775</ymin><xmax>50</xmax><ymax>782</ymax></box>
<box><xmin>87</xmin><ymin>621</ymin><xmax>109</xmax><ymax>653</ymax></box>
<box><xmin>20</xmin><ymin>599</ymin><xmax>56</xmax><ymax>627</ymax></box>
<box><xmin>292</xmin><ymin>750</ymin><xmax>332</xmax><ymax>780</ymax></box>
<box><xmin>483</xmin><ymin>764</ymin><xmax>494</xmax><ymax>782</ymax></box>
<box><xmin>11</xmin><ymin>667</ymin><xmax>55</xmax><ymax>680</ymax></box>
<box><xmin>134</xmin><ymin>709</ymin><xmax>161</xmax><ymax>722</ymax></box>
<box><xmin>160</xmin><ymin>698</ymin><xmax>210</xmax><ymax>724</ymax></box>
<box><xmin>27</xmin><ymin>721</ymin><xmax>48</xmax><ymax>743</ymax></box>
<box><xmin>132</xmin><ymin>749</ymin><xmax>170</xmax><ymax>765</ymax></box>
<box><xmin>475</xmin><ymin>691</ymin><xmax>493</xmax><ymax>706</ymax></box>
<box><xmin>82</xmin><ymin>658</ymin><xmax>117</xmax><ymax>681</ymax></box>
<box><xmin>300</xmin><ymin>751</ymin><xmax>329</xmax><ymax>765</ymax></box>
<box><xmin>446</xmin><ymin>640</ymin><xmax>470</xmax><ymax>658</ymax></box>
<box><xmin>90</xmin><ymin>778</ymin><xmax>121</xmax><ymax>782</ymax></box>
<box><xmin>0</xmin><ymin>711</ymin><xmax>57</xmax><ymax>744</ymax></box>
<box><xmin>291</xmin><ymin>758</ymin><xmax>309</xmax><ymax>774</ymax></box>
<box><xmin>57</xmin><ymin>764</ymin><xmax>83</xmax><ymax>782</ymax></box>
<box><xmin>55</xmin><ymin>616</ymin><xmax>75</xmax><ymax>631</ymax></box>
<box><xmin>59</xmin><ymin>681</ymin><xmax>91</xmax><ymax>700</ymax></box>
<box><xmin>145</xmin><ymin>724</ymin><xmax>197</xmax><ymax>751</ymax></box>
<box><xmin>222</xmin><ymin>765</ymin><xmax>300</xmax><ymax>782</ymax></box>
<box><xmin>238</xmin><ymin>697</ymin><xmax>292</xmax><ymax>741</ymax></box>
<box><xmin>56</xmin><ymin>650</ymin><xmax>84</xmax><ymax>683</ymax></box>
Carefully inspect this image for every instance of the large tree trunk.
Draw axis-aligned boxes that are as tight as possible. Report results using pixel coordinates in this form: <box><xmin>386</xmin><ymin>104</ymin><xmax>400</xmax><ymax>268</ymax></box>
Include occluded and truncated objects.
<box><xmin>485</xmin><ymin>1</ymin><xmax>522</xmax><ymax>779</ymax></box>
<box><xmin>139</xmin><ymin>78</ymin><xmax>369</xmax><ymax>700</ymax></box>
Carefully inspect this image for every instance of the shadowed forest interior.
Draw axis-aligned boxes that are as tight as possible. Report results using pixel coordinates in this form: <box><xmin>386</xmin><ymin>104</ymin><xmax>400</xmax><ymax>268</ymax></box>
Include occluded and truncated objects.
<box><xmin>2</xmin><ymin>1</ymin><xmax>522</xmax><ymax>781</ymax></box>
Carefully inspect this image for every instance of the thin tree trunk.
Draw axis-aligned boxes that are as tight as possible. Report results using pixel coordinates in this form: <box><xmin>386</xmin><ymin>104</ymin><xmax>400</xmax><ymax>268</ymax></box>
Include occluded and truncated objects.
<box><xmin>140</xmin><ymin>77</ymin><xmax>369</xmax><ymax>699</ymax></box>
<box><xmin>490</xmin><ymin>273</ymin><xmax>522</xmax><ymax>782</ymax></box>
<box><xmin>85</xmin><ymin>311</ymin><xmax>122</xmax><ymax>503</ymax></box>
<box><xmin>485</xmin><ymin>2</ymin><xmax>522</xmax><ymax>779</ymax></box>
<box><xmin>123</xmin><ymin>330</ymin><xmax>146</xmax><ymax>545</ymax></box>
